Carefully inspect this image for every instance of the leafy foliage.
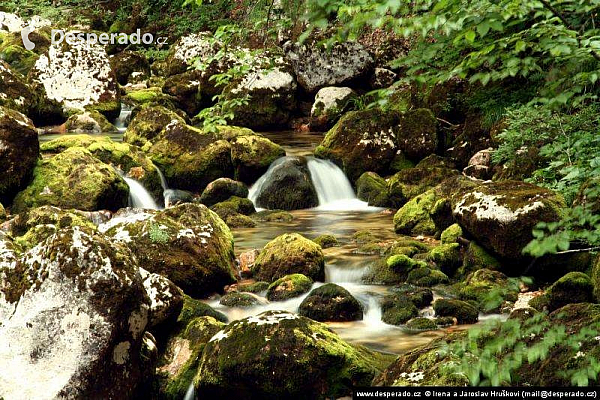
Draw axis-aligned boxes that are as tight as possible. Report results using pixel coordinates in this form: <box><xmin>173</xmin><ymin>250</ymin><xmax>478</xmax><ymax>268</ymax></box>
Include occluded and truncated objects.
<box><xmin>443</xmin><ymin>312</ymin><xmax>600</xmax><ymax>386</ymax></box>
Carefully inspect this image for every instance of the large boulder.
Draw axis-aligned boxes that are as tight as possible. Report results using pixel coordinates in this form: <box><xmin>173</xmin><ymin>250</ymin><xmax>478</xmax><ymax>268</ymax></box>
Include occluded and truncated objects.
<box><xmin>298</xmin><ymin>283</ymin><xmax>363</xmax><ymax>322</ymax></box>
<box><xmin>285</xmin><ymin>42</ymin><xmax>373</xmax><ymax>93</ymax></box>
<box><xmin>433</xmin><ymin>298</ymin><xmax>478</xmax><ymax>324</ymax></box>
<box><xmin>253</xmin><ymin>156</ymin><xmax>318</xmax><ymax>210</ymax></box>
<box><xmin>0</xmin><ymin>227</ymin><xmax>151</xmax><ymax>399</ymax></box>
<box><xmin>162</xmin><ymin>70</ymin><xmax>206</xmax><ymax>116</ymax></box>
<box><xmin>29</xmin><ymin>30</ymin><xmax>121</xmax><ymax>119</ymax></box>
<box><xmin>310</xmin><ymin>86</ymin><xmax>356</xmax><ymax>131</ymax></box>
<box><xmin>226</xmin><ymin>68</ymin><xmax>297</xmax><ymax>130</ymax></box>
<box><xmin>356</xmin><ymin>172</ymin><xmax>391</xmax><ymax>207</ymax></box>
<box><xmin>315</xmin><ymin>108</ymin><xmax>437</xmax><ymax>182</ymax></box>
<box><xmin>266</xmin><ymin>274</ymin><xmax>313</xmax><ymax>301</ymax></box>
<box><xmin>12</xmin><ymin>147</ymin><xmax>129</xmax><ymax>213</ymax></box>
<box><xmin>64</xmin><ymin>110</ymin><xmax>117</xmax><ymax>134</ymax></box>
<box><xmin>0</xmin><ymin>60</ymin><xmax>37</xmax><ymax>115</ymax></box>
<box><xmin>199</xmin><ymin>178</ymin><xmax>248</xmax><ymax>207</ymax></box>
<box><xmin>252</xmin><ymin>233</ymin><xmax>325</xmax><ymax>282</ymax></box>
<box><xmin>109</xmin><ymin>50</ymin><xmax>150</xmax><ymax>85</ymax></box>
<box><xmin>0</xmin><ymin>106</ymin><xmax>39</xmax><ymax>204</ymax></box>
<box><xmin>101</xmin><ymin>203</ymin><xmax>236</xmax><ymax>297</ymax></box>
<box><xmin>41</xmin><ymin>134</ymin><xmax>163</xmax><ymax>199</ymax></box>
<box><xmin>147</xmin><ymin>120</ymin><xmax>234</xmax><ymax>193</ymax></box>
<box><xmin>123</xmin><ymin>105</ymin><xmax>186</xmax><ymax>148</ymax></box>
<box><xmin>547</xmin><ymin>272</ymin><xmax>594</xmax><ymax>312</ymax></box>
<box><xmin>162</xmin><ymin>32</ymin><xmax>218</xmax><ymax>77</ymax></box>
<box><xmin>452</xmin><ymin>181</ymin><xmax>565</xmax><ymax>261</ymax></box>
<box><xmin>195</xmin><ymin>310</ymin><xmax>386</xmax><ymax>398</ymax></box>
<box><xmin>227</xmin><ymin>130</ymin><xmax>286</xmax><ymax>184</ymax></box>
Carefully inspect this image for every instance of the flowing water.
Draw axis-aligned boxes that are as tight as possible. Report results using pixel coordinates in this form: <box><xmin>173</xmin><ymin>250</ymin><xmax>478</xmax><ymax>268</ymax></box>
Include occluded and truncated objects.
<box><xmin>114</xmin><ymin>103</ymin><xmax>133</xmax><ymax>133</ymax></box>
<box><xmin>123</xmin><ymin>176</ymin><xmax>161</xmax><ymax>210</ymax></box>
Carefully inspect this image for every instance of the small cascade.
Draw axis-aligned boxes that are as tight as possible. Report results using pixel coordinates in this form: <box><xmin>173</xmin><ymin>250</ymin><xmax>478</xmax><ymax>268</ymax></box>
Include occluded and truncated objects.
<box><xmin>113</xmin><ymin>103</ymin><xmax>132</xmax><ymax>133</ymax></box>
<box><xmin>361</xmin><ymin>296</ymin><xmax>387</xmax><ymax>330</ymax></box>
<box><xmin>123</xmin><ymin>176</ymin><xmax>160</xmax><ymax>210</ymax></box>
<box><xmin>155</xmin><ymin>165</ymin><xmax>169</xmax><ymax>192</ymax></box>
<box><xmin>183</xmin><ymin>383</ymin><xmax>195</xmax><ymax>400</ymax></box>
<box><xmin>325</xmin><ymin>264</ymin><xmax>367</xmax><ymax>284</ymax></box>
<box><xmin>249</xmin><ymin>156</ymin><xmax>375</xmax><ymax>211</ymax></box>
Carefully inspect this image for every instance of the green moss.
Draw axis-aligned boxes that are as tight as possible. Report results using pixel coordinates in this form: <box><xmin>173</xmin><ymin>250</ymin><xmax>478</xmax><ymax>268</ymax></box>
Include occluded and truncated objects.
<box><xmin>364</xmin><ymin>256</ymin><xmax>424</xmax><ymax>285</ymax></box>
<box><xmin>392</xmin><ymin>284</ymin><xmax>434</xmax><ymax>308</ymax></box>
<box><xmin>381</xmin><ymin>294</ymin><xmax>419</xmax><ymax>325</ymax></box>
<box><xmin>407</xmin><ymin>267</ymin><xmax>450</xmax><ymax>287</ymax></box>
<box><xmin>0</xmin><ymin>43</ymin><xmax>38</xmax><ymax>75</ymax></box>
<box><xmin>195</xmin><ymin>310</ymin><xmax>387</xmax><ymax>398</ymax></box>
<box><xmin>393</xmin><ymin>189</ymin><xmax>440</xmax><ymax>235</ymax></box>
<box><xmin>405</xmin><ymin>317</ymin><xmax>438</xmax><ymax>332</ymax></box>
<box><xmin>0</xmin><ymin>202</ymin><xmax>5</xmax><ymax>222</ymax></box>
<box><xmin>239</xmin><ymin>281</ymin><xmax>269</xmax><ymax>294</ymax></box>
<box><xmin>353</xmin><ymin>230</ymin><xmax>377</xmax><ymax>244</ymax></box>
<box><xmin>547</xmin><ymin>272</ymin><xmax>594</xmax><ymax>312</ymax></box>
<box><xmin>266</xmin><ymin>273</ymin><xmax>313</xmax><ymax>301</ymax></box>
<box><xmin>440</xmin><ymin>223</ymin><xmax>462</xmax><ymax>244</ymax></box>
<box><xmin>356</xmin><ymin>171</ymin><xmax>390</xmax><ymax>207</ymax></box>
<box><xmin>433</xmin><ymin>298</ymin><xmax>478</xmax><ymax>324</ymax></box>
<box><xmin>298</xmin><ymin>283</ymin><xmax>363</xmax><ymax>322</ymax></box>
<box><xmin>455</xmin><ymin>268</ymin><xmax>517</xmax><ymax>312</ymax></box>
<box><xmin>223</xmin><ymin>213</ymin><xmax>256</xmax><ymax>228</ymax></box>
<box><xmin>313</xmin><ymin>234</ymin><xmax>339</xmax><ymax>248</ymax></box>
<box><xmin>210</xmin><ymin>196</ymin><xmax>255</xmax><ymax>216</ymax></box>
<box><xmin>125</xmin><ymin>87</ymin><xmax>164</xmax><ymax>105</ymax></box>
<box><xmin>11</xmin><ymin>147</ymin><xmax>129</xmax><ymax>213</ymax></box>
<box><xmin>457</xmin><ymin>241</ymin><xmax>502</xmax><ymax>279</ymax></box>
<box><xmin>251</xmin><ymin>210</ymin><xmax>294</xmax><ymax>222</ymax></box>
<box><xmin>591</xmin><ymin>255</ymin><xmax>600</xmax><ymax>302</ymax></box>
<box><xmin>220</xmin><ymin>292</ymin><xmax>261</xmax><ymax>307</ymax></box>
<box><xmin>427</xmin><ymin>243</ymin><xmax>462</xmax><ymax>275</ymax></box>
<box><xmin>41</xmin><ymin>134</ymin><xmax>163</xmax><ymax>199</ymax></box>
<box><xmin>387</xmin><ymin>165</ymin><xmax>458</xmax><ymax>206</ymax></box>
<box><xmin>124</xmin><ymin>104</ymin><xmax>186</xmax><ymax>147</ymax></box>
<box><xmin>229</xmin><ymin>134</ymin><xmax>286</xmax><ymax>183</ymax></box>
<box><xmin>178</xmin><ymin>295</ymin><xmax>228</xmax><ymax>326</ymax></box>
<box><xmin>253</xmin><ymin>233</ymin><xmax>325</xmax><ymax>282</ymax></box>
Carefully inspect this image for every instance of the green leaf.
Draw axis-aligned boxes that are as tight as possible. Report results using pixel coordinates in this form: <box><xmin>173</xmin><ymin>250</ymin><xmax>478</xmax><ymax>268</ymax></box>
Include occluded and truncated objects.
<box><xmin>465</xmin><ymin>30</ymin><xmax>476</xmax><ymax>44</ymax></box>
<box><xmin>515</xmin><ymin>40</ymin><xmax>526</xmax><ymax>52</ymax></box>
<box><xmin>477</xmin><ymin>22</ymin><xmax>490</xmax><ymax>37</ymax></box>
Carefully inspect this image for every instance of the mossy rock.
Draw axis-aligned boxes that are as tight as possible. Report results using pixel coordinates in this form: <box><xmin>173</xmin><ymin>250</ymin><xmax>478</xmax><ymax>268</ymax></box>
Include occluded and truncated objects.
<box><xmin>407</xmin><ymin>267</ymin><xmax>449</xmax><ymax>287</ymax></box>
<box><xmin>157</xmin><ymin>314</ymin><xmax>226</xmax><ymax>399</ymax></box>
<box><xmin>0</xmin><ymin>106</ymin><xmax>39</xmax><ymax>205</ymax></box>
<box><xmin>0</xmin><ymin>60</ymin><xmax>37</xmax><ymax>115</ymax></box>
<box><xmin>228</xmin><ymin>132</ymin><xmax>286</xmax><ymax>184</ymax></box>
<box><xmin>104</xmin><ymin>204</ymin><xmax>236</xmax><ymax>297</ymax></box>
<box><xmin>124</xmin><ymin>87</ymin><xmax>175</xmax><ymax>107</ymax></box>
<box><xmin>405</xmin><ymin>317</ymin><xmax>438</xmax><ymax>332</ymax></box>
<box><xmin>315</xmin><ymin>108</ymin><xmax>437</xmax><ymax>183</ymax></box>
<box><xmin>356</xmin><ymin>171</ymin><xmax>390</xmax><ymax>207</ymax></box>
<box><xmin>220</xmin><ymin>292</ymin><xmax>262</xmax><ymax>307</ymax></box>
<box><xmin>547</xmin><ymin>272</ymin><xmax>594</xmax><ymax>312</ymax></box>
<box><xmin>239</xmin><ymin>281</ymin><xmax>269</xmax><ymax>294</ymax></box>
<box><xmin>393</xmin><ymin>189</ymin><xmax>441</xmax><ymax>236</ymax></box>
<box><xmin>267</xmin><ymin>274</ymin><xmax>313</xmax><ymax>302</ymax></box>
<box><xmin>427</xmin><ymin>243</ymin><xmax>462</xmax><ymax>275</ymax></box>
<box><xmin>452</xmin><ymin>180</ymin><xmax>565</xmax><ymax>263</ymax></box>
<box><xmin>251</xmin><ymin>210</ymin><xmax>294</xmax><ymax>222</ymax></box>
<box><xmin>528</xmin><ymin>293</ymin><xmax>550</xmax><ymax>312</ymax></box>
<box><xmin>373</xmin><ymin>332</ymin><xmax>469</xmax><ymax>386</ymax></box>
<box><xmin>253</xmin><ymin>156</ymin><xmax>318</xmax><ymax>211</ymax></box>
<box><xmin>12</xmin><ymin>147</ymin><xmax>129</xmax><ymax>213</ymax></box>
<box><xmin>222</xmin><ymin>212</ymin><xmax>256</xmax><ymax>228</ymax></box>
<box><xmin>123</xmin><ymin>104</ymin><xmax>186</xmax><ymax>147</ymax></box>
<box><xmin>387</xmin><ymin>162</ymin><xmax>458</xmax><ymax>207</ymax></box>
<box><xmin>457</xmin><ymin>241</ymin><xmax>502</xmax><ymax>279</ymax></box>
<box><xmin>591</xmin><ymin>254</ymin><xmax>600</xmax><ymax>302</ymax></box>
<box><xmin>314</xmin><ymin>108</ymin><xmax>401</xmax><ymax>183</ymax></box>
<box><xmin>455</xmin><ymin>269</ymin><xmax>517</xmax><ymax>312</ymax></box>
<box><xmin>0</xmin><ymin>202</ymin><xmax>5</xmax><ymax>222</ymax></box>
<box><xmin>64</xmin><ymin>110</ymin><xmax>117</xmax><ymax>133</ymax></box>
<box><xmin>298</xmin><ymin>283</ymin><xmax>363</xmax><ymax>322</ymax></box>
<box><xmin>391</xmin><ymin>284</ymin><xmax>434</xmax><ymax>308</ymax></box>
<box><xmin>434</xmin><ymin>316</ymin><xmax>456</xmax><ymax>327</ymax></box>
<box><xmin>381</xmin><ymin>294</ymin><xmax>419</xmax><ymax>325</ymax></box>
<box><xmin>440</xmin><ymin>223</ymin><xmax>462</xmax><ymax>244</ymax></box>
<box><xmin>363</xmin><ymin>256</ymin><xmax>425</xmax><ymax>285</ymax></box>
<box><xmin>384</xmin><ymin>238</ymin><xmax>430</xmax><ymax>257</ymax></box>
<box><xmin>195</xmin><ymin>310</ymin><xmax>390</xmax><ymax>399</ymax></box>
<box><xmin>200</xmin><ymin>178</ymin><xmax>249</xmax><ymax>207</ymax></box>
<box><xmin>109</xmin><ymin>50</ymin><xmax>150</xmax><ymax>85</ymax></box>
<box><xmin>0</xmin><ymin>32</ymin><xmax>43</xmax><ymax>76</ymax></box>
<box><xmin>147</xmin><ymin>120</ymin><xmax>234</xmax><ymax>193</ymax></box>
<box><xmin>163</xmin><ymin>69</ymin><xmax>206</xmax><ymax>116</ymax></box>
<box><xmin>253</xmin><ymin>233</ymin><xmax>325</xmax><ymax>282</ymax></box>
<box><xmin>433</xmin><ymin>298</ymin><xmax>478</xmax><ymax>324</ymax></box>
<box><xmin>313</xmin><ymin>234</ymin><xmax>339</xmax><ymax>248</ymax></box>
<box><xmin>41</xmin><ymin>134</ymin><xmax>163</xmax><ymax>199</ymax></box>
<box><xmin>178</xmin><ymin>295</ymin><xmax>228</xmax><ymax>326</ymax></box>
<box><xmin>352</xmin><ymin>230</ymin><xmax>378</xmax><ymax>244</ymax></box>
<box><xmin>9</xmin><ymin>205</ymin><xmax>97</xmax><ymax>251</ymax></box>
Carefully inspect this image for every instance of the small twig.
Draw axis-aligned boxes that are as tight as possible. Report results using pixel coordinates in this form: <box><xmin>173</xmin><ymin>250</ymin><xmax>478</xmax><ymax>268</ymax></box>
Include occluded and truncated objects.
<box><xmin>555</xmin><ymin>246</ymin><xmax>600</xmax><ymax>255</ymax></box>
<box><xmin>436</xmin><ymin>117</ymin><xmax>460</xmax><ymax>128</ymax></box>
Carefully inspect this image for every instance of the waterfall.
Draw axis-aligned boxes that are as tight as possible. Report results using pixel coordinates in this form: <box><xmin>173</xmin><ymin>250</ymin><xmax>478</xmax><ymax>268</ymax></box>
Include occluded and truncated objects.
<box><xmin>113</xmin><ymin>103</ymin><xmax>132</xmax><ymax>133</ymax></box>
<box><xmin>183</xmin><ymin>383</ymin><xmax>195</xmax><ymax>400</ymax></box>
<box><xmin>249</xmin><ymin>156</ymin><xmax>375</xmax><ymax>211</ymax></box>
<box><xmin>123</xmin><ymin>176</ymin><xmax>160</xmax><ymax>210</ymax></box>
<box><xmin>155</xmin><ymin>165</ymin><xmax>169</xmax><ymax>191</ymax></box>
<box><xmin>325</xmin><ymin>264</ymin><xmax>367</xmax><ymax>284</ymax></box>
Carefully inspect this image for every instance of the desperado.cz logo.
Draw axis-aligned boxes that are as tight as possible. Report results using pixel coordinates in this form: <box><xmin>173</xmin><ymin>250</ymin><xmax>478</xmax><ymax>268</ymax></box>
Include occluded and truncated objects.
<box><xmin>19</xmin><ymin>25</ymin><xmax>167</xmax><ymax>50</ymax></box>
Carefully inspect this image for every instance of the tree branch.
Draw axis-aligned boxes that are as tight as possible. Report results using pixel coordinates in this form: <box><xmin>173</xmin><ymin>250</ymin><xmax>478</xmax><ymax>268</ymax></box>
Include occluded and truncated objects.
<box><xmin>538</xmin><ymin>0</ymin><xmax>600</xmax><ymax>61</ymax></box>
